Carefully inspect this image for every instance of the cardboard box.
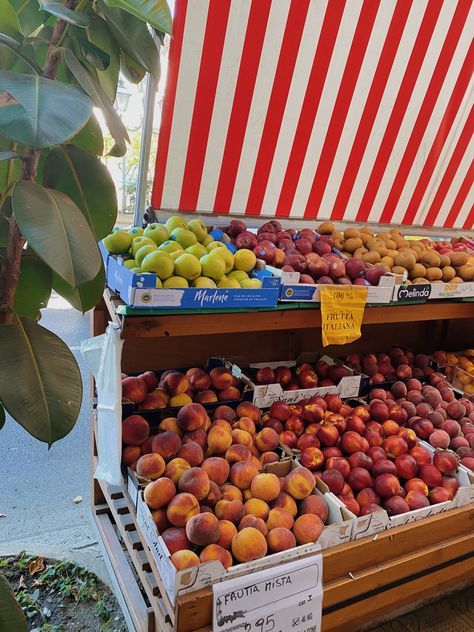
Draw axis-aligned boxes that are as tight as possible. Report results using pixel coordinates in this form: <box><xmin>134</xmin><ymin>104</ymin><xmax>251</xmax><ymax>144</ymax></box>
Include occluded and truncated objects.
<box><xmin>243</xmin><ymin>354</ymin><xmax>367</xmax><ymax>408</ymax></box>
<box><xmin>101</xmin><ymin>242</ymin><xmax>281</xmax><ymax>309</ymax></box>
<box><xmin>393</xmin><ymin>281</ymin><xmax>474</xmax><ymax>302</ymax></box>
<box><xmin>135</xmin><ymin>459</ymin><xmax>351</xmax><ymax>603</ymax></box>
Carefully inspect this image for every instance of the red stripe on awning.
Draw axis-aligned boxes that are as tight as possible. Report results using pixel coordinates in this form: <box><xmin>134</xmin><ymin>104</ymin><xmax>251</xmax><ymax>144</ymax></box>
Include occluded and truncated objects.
<box><xmin>245</xmin><ymin>0</ymin><xmax>311</xmax><ymax>217</ymax></box>
<box><xmin>355</xmin><ymin>0</ymin><xmax>443</xmax><ymax>223</ymax></box>
<box><xmin>275</xmin><ymin>1</ymin><xmax>346</xmax><ymax>217</ymax></box>
<box><xmin>213</xmin><ymin>0</ymin><xmax>272</xmax><ymax>214</ymax></box>
<box><xmin>330</xmin><ymin>0</ymin><xmax>413</xmax><ymax>220</ymax></box>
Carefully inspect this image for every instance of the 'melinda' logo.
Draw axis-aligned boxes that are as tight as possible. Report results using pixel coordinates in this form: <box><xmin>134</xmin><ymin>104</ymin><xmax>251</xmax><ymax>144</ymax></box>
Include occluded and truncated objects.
<box><xmin>397</xmin><ymin>284</ymin><xmax>431</xmax><ymax>301</ymax></box>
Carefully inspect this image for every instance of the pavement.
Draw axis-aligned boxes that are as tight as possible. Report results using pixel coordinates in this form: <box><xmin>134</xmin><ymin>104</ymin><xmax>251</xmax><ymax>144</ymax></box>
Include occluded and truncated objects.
<box><xmin>0</xmin><ymin>294</ymin><xmax>109</xmax><ymax>583</ymax></box>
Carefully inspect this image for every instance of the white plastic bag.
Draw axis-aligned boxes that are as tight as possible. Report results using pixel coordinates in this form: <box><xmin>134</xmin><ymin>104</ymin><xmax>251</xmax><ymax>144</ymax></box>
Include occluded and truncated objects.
<box><xmin>81</xmin><ymin>323</ymin><xmax>124</xmax><ymax>486</ymax></box>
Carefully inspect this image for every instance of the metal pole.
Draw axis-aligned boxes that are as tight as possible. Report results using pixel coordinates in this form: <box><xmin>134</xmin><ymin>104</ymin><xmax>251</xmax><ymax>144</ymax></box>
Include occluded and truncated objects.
<box><xmin>133</xmin><ymin>41</ymin><xmax>160</xmax><ymax>226</ymax></box>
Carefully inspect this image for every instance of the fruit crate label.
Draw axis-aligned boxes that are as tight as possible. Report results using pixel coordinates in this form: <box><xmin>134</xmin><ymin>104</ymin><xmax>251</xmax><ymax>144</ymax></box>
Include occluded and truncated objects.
<box><xmin>320</xmin><ymin>286</ymin><xmax>367</xmax><ymax>346</ymax></box>
<box><xmin>396</xmin><ymin>284</ymin><xmax>431</xmax><ymax>301</ymax></box>
<box><xmin>213</xmin><ymin>554</ymin><xmax>323</xmax><ymax>632</ymax></box>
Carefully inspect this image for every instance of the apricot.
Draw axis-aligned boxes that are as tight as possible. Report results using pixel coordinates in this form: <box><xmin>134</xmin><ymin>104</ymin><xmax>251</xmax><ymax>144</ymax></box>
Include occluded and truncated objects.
<box><xmin>230</xmin><ymin>461</ymin><xmax>259</xmax><ymax>490</ymax></box>
<box><xmin>136</xmin><ymin>453</ymin><xmax>166</xmax><ymax>480</ymax></box>
<box><xmin>267</xmin><ymin>527</ymin><xmax>296</xmax><ymax>553</ymax></box>
<box><xmin>300</xmin><ymin>495</ymin><xmax>329</xmax><ymax>523</ymax></box>
<box><xmin>186</xmin><ymin>512</ymin><xmax>220</xmax><ymax>546</ymax></box>
<box><xmin>285</xmin><ymin>466</ymin><xmax>315</xmax><ymax>500</ymax></box>
<box><xmin>122</xmin><ymin>415</ymin><xmax>149</xmax><ymax>446</ymax></box>
<box><xmin>216</xmin><ymin>520</ymin><xmax>237</xmax><ymax>549</ymax></box>
<box><xmin>179</xmin><ymin>467</ymin><xmax>210</xmax><ymax>501</ymax></box>
<box><xmin>232</xmin><ymin>527</ymin><xmax>267</xmax><ymax>562</ymax></box>
<box><xmin>293</xmin><ymin>514</ymin><xmax>324</xmax><ymax>545</ymax></box>
<box><xmin>152</xmin><ymin>431</ymin><xmax>181</xmax><ymax>460</ymax></box>
<box><xmin>165</xmin><ymin>458</ymin><xmax>191</xmax><ymax>484</ymax></box>
<box><xmin>208</xmin><ymin>425</ymin><xmax>233</xmax><ymax>454</ymax></box>
<box><xmin>200</xmin><ymin>544</ymin><xmax>233</xmax><ymax>569</ymax></box>
<box><xmin>177</xmin><ymin>403</ymin><xmax>207</xmax><ymax>432</ymax></box>
<box><xmin>166</xmin><ymin>492</ymin><xmax>200</xmax><ymax>527</ymax></box>
<box><xmin>243</xmin><ymin>498</ymin><xmax>270</xmax><ymax>520</ymax></box>
<box><xmin>220</xmin><ymin>484</ymin><xmax>243</xmax><ymax>502</ymax></box>
<box><xmin>161</xmin><ymin>527</ymin><xmax>190</xmax><ymax>554</ymax></box>
<box><xmin>266</xmin><ymin>508</ymin><xmax>294</xmax><ymax>531</ymax></box>
<box><xmin>170</xmin><ymin>550</ymin><xmax>200</xmax><ymax>571</ymax></box>
<box><xmin>215</xmin><ymin>499</ymin><xmax>245</xmax><ymax>524</ymax></box>
<box><xmin>144</xmin><ymin>477</ymin><xmax>176</xmax><ymax>510</ymax></box>
<box><xmin>177</xmin><ymin>441</ymin><xmax>204</xmax><ymax>467</ymax></box>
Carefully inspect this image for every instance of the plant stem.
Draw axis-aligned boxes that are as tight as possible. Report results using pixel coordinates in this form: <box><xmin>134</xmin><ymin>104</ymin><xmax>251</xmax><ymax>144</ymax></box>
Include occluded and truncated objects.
<box><xmin>0</xmin><ymin>0</ymin><xmax>78</xmax><ymax>325</ymax></box>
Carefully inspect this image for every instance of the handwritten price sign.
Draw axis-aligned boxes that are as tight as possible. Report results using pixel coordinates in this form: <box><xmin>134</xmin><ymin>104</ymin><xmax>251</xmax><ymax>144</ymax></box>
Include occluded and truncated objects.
<box><xmin>213</xmin><ymin>555</ymin><xmax>323</xmax><ymax>632</ymax></box>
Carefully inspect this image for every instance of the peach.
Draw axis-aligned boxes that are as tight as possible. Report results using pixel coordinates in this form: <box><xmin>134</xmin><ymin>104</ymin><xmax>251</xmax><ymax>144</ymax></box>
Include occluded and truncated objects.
<box><xmin>300</xmin><ymin>447</ymin><xmax>325</xmax><ymax>471</ymax></box>
<box><xmin>214</xmin><ymin>405</ymin><xmax>237</xmax><ymax>423</ymax></box>
<box><xmin>177</xmin><ymin>403</ymin><xmax>207</xmax><ymax>432</ymax></box>
<box><xmin>348</xmin><ymin>451</ymin><xmax>373</xmax><ymax>471</ymax></box>
<box><xmin>347</xmin><ymin>467</ymin><xmax>373</xmax><ymax>492</ymax></box>
<box><xmin>356</xmin><ymin>488</ymin><xmax>381</xmax><ymax>508</ymax></box>
<box><xmin>326</xmin><ymin>457</ymin><xmax>351</xmax><ymax>480</ymax></box>
<box><xmin>383</xmin><ymin>436</ymin><xmax>408</xmax><ymax>459</ymax></box>
<box><xmin>321</xmin><ymin>469</ymin><xmax>345</xmax><ymax>495</ymax></box>
<box><xmin>208</xmin><ymin>425</ymin><xmax>233</xmax><ymax>454</ymax></box>
<box><xmin>239</xmin><ymin>515</ymin><xmax>267</xmax><ymax>535</ymax></box>
<box><xmin>162</xmin><ymin>371</ymin><xmax>190</xmax><ymax>396</ymax></box>
<box><xmin>206</xmin><ymin>481</ymin><xmax>222</xmax><ymax>507</ymax></box>
<box><xmin>165</xmin><ymin>458</ymin><xmax>191</xmax><ymax>484</ymax></box>
<box><xmin>232</xmin><ymin>429</ymin><xmax>253</xmax><ymax>447</ymax></box>
<box><xmin>122</xmin><ymin>415</ymin><xmax>149</xmax><ymax>446</ymax></box>
<box><xmin>285</xmin><ymin>415</ymin><xmax>305</xmax><ymax>436</ymax></box>
<box><xmin>219</xmin><ymin>386</ymin><xmax>242</xmax><ymax>401</ymax></box>
<box><xmin>217</xmin><ymin>520</ymin><xmax>237</xmax><ymax>549</ymax></box>
<box><xmin>188</xmin><ymin>368</ymin><xmax>211</xmax><ymax>392</ymax></box>
<box><xmin>409</xmin><ymin>445</ymin><xmax>432</xmax><ymax>466</ymax></box>
<box><xmin>166</xmin><ymin>492</ymin><xmax>200</xmax><ymax>526</ymax></box>
<box><xmin>140</xmin><ymin>436</ymin><xmax>154</xmax><ymax>455</ymax></box>
<box><xmin>177</xmin><ymin>441</ymin><xmax>204</xmax><ymax>467</ymax></box>
<box><xmin>250</xmin><ymin>473</ymin><xmax>280</xmax><ymax>502</ymax></box>
<box><xmin>144</xmin><ymin>477</ymin><xmax>176</xmax><ymax>509</ymax></box>
<box><xmin>136</xmin><ymin>453</ymin><xmax>166</xmax><ymax>480</ymax></box>
<box><xmin>441</xmin><ymin>474</ymin><xmax>460</xmax><ymax>496</ymax></box>
<box><xmin>179</xmin><ymin>467</ymin><xmax>210</xmax><ymax>500</ymax></box>
<box><xmin>215</xmin><ymin>499</ymin><xmax>245</xmax><ymax>524</ymax></box>
<box><xmin>151</xmin><ymin>431</ymin><xmax>181</xmax><ymax>460</ymax></box>
<box><xmin>339</xmin><ymin>494</ymin><xmax>360</xmax><ymax>516</ymax></box>
<box><xmin>271</xmin><ymin>492</ymin><xmax>298</xmax><ymax>517</ymax></box>
<box><xmin>266</xmin><ymin>508</ymin><xmax>294</xmax><ymax>531</ymax></box>
<box><xmin>185</xmin><ymin>512</ymin><xmax>220</xmax><ymax>546</ymax></box>
<box><xmin>232</xmin><ymin>527</ymin><xmax>268</xmax><ymax>562</ymax></box>
<box><xmin>200</xmin><ymin>544</ymin><xmax>233</xmax><ymax>569</ymax></box>
<box><xmin>122</xmin><ymin>376</ymin><xmax>148</xmax><ymax>404</ymax></box>
<box><xmin>255</xmin><ymin>428</ymin><xmax>279</xmax><ymax>452</ymax></box>
<box><xmin>213</xmin><ymin>419</ymin><xmax>233</xmax><ymax>432</ymax></box>
<box><xmin>384</xmin><ymin>495</ymin><xmax>410</xmax><ymax>515</ymax></box>
<box><xmin>280</xmin><ymin>430</ymin><xmax>298</xmax><ymax>448</ymax></box>
<box><xmin>151</xmin><ymin>508</ymin><xmax>171</xmax><ymax>533</ymax></box>
<box><xmin>293</xmin><ymin>514</ymin><xmax>324</xmax><ymax>545</ymax></box>
<box><xmin>442</xmin><ymin>419</ymin><xmax>462</xmax><ymax>438</ymax></box>
<box><xmin>285</xmin><ymin>467</ymin><xmax>315</xmax><ymax>499</ymax></box>
<box><xmin>159</xmin><ymin>417</ymin><xmax>181</xmax><ymax>435</ymax></box>
<box><xmin>419</xmin><ymin>464</ymin><xmax>443</xmax><ymax>488</ymax></box>
<box><xmin>374</xmin><ymin>473</ymin><xmax>401</xmax><ymax>498</ymax></box>
<box><xmin>233</xmin><ymin>417</ymin><xmax>256</xmax><ymax>435</ymax></box>
<box><xmin>182</xmin><ymin>429</ymin><xmax>208</xmax><ymax>451</ymax></box>
<box><xmin>405</xmin><ymin>478</ymin><xmax>429</xmax><ymax>496</ymax></box>
<box><xmin>230</xmin><ymin>461</ymin><xmax>259</xmax><ymax>490</ymax></box>
<box><xmin>405</xmin><ymin>490</ymin><xmax>430</xmax><ymax>510</ymax></box>
<box><xmin>270</xmin><ymin>401</ymin><xmax>293</xmax><ymax>421</ymax></box>
<box><xmin>234</xmin><ymin>402</ymin><xmax>260</xmax><ymax>423</ymax></box>
<box><xmin>220</xmin><ymin>484</ymin><xmax>243</xmax><ymax>502</ymax></box>
<box><xmin>209</xmin><ymin>367</ymin><xmax>233</xmax><ymax>390</ymax></box>
<box><xmin>139</xmin><ymin>391</ymin><xmax>169</xmax><ymax>410</ymax></box>
<box><xmin>372</xmin><ymin>459</ymin><xmax>397</xmax><ymax>477</ymax></box>
<box><xmin>170</xmin><ymin>550</ymin><xmax>200</xmax><ymax>571</ymax></box>
<box><xmin>161</xmin><ymin>527</ymin><xmax>190</xmax><ymax>554</ymax></box>
<box><xmin>260</xmin><ymin>451</ymin><xmax>280</xmax><ymax>465</ymax></box>
<box><xmin>300</xmin><ymin>495</ymin><xmax>328</xmax><ymax>523</ymax></box>
<box><xmin>201</xmin><ymin>457</ymin><xmax>230</xmax><ymax>485</ymax></box>
<box><xmin>123</xmin><ymin>446</ymin><xmax>141</xmax><ymax>466</ymax></box>
<box><xmin>340</xmin><ymin>431</ymin><xmax>368</xmax><ymax>454</ymax></box>
<box><xmin>140</xmin><ymin>371</ymin><xmax>159</xmax><ymax>392</ymax></box>
<box><xmin>433</xmin><ymin>450</ymin><xmax>458</xmax><ymax>474</ymax></box>
<box><xmin>267</xmin><ymin>527</ymin><xmax>296</xmax><ymax>553</ymax></box>
<box><xmin>195</xmin><ymin>390</ymin><xmax>218</xmax><ymax>404</ymax></box>
<box><xmin>429</xmin><ymin>486</ymin><xmax>453</xmax><ymax>504</ymax></box>
<box><xmin>360</xmin><ymin>503</ymin><xmax>383</xmax><ymax>515</ymax></box>
<box><xmin>244</xmin><ymin>498</ymin><xmax>270</xmax><ymax>520</ymax></box>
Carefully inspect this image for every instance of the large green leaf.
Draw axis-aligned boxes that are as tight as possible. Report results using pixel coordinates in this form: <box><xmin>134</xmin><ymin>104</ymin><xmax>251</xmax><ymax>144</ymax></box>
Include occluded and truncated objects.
<box><xmin>0</xmin><ymin>153</ymin><xmax>20</xmax><ymax>200</ymax></box>
<box><xmin>53</xmin><ymin>261</ymin><xmax>105</xmax><ymax>313</ymax></box>
<box><xmin>43</xmin><ymin>145</ymin><xmax>117</xmax><ymax>240</ymax></box>
<box><xmin>0</xmin><ymin>317</ymin><xmax>82</xmax><ymax>445</ymax></box>
<box><xmin>75</xmin><ymin>36</ymin><xmax>110</xmax><ymax>70</ymax></box>
<box><xmin>0</xmin><ymin>573</ymin><xmax>27</xmax><ymax>631</ymax></box>
<box><xmin>13</xmin><ymin>254</ymin><xmax>53</xmax><ymax>318</ymax></box>
<box><xmin>120</xmin><ymin>50</ymin><xmax>146</xmax><ymax>84</ymax></box>
<box><xmin>39</xmin><ymin>0</ymin><xmax>90</xmax><ymax>27</ymax></box>
<box><xmin>9</xmin><ymin>0</ymin><xmax>45</xmax><ymax>36</ymax></box>
<box><xmin>84</xmin><ymin>15</ymin><xmax>120</xmax><ymax>102</ymax></box>
<box><xmin>98</xmin><ymin>2</ymin><xmax>160</xmax><ymax>82</ymax></box>
<box><xmin>0</xmin><ymin>70</ymin><xmax>92</xmax><ymax>148</ymax></box>
<box><xmin>0</xmin><ymin>33</ymin><xmax>42</xmax><ymax>73</ymax></box>
<box><xmin>70</xmin><ymin>113</ymin><xmax>103</xmax><ymax>155</ymax></box>
<box><xmin>103</xmin><ymin>0</ymin><xmax>172</xmax><ymax>34</ymax></box>
<box><xmin>12</xmin><ymin>180</ymin><xmax>101</xmax><ymax>287</ymax></box>
<box><xmin>64</xmin><ymin>49</ymin><xmax>128</xmax><ymax>155</ymax></box>
<box><xmin>0</xmin><ymin>0</ymin><xmax>21</xmax><ymax>38</ymax></box>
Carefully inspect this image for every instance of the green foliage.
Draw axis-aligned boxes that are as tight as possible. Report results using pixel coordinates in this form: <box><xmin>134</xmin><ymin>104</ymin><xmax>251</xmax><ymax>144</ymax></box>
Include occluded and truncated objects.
<box><xmin>0</xmin><ymin>572</ymin><xmax>28</xmax><ymax>632</ymax></box>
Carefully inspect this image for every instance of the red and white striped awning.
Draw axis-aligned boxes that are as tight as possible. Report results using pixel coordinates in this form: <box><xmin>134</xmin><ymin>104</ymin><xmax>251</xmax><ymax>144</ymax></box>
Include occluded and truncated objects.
<box><xmin>151</xmin><ymin>0</ymin><xmax>474</xmax><ymax>230</ymax></box>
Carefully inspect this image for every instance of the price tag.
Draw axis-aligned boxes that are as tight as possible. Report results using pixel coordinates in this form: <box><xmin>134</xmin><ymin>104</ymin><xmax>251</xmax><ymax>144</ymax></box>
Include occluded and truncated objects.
<box><xmin>320</xmin><ymin>286</ymin><xmax>367</xmax><ymax>347</ymax></box>
<box><xmin>213</xmin><ymin>555</ymin><xmax>323</xmax><ymax>632</ymax></box>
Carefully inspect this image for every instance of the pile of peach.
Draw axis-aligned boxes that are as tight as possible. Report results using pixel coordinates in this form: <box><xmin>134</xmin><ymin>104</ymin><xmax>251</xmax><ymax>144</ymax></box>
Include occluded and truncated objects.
<box><xmin>343</xmin><ymin>347</ymin><xmax>434</xmax><ymax>384</ymax></box>
<box><xmin>121</xmin><ymin>402</ymin><xmax>329</xmax><ymax>570</ymax></box>
<box><xmin>253</xmin><ymin>359</ymin><xmax>351</xmax><ymax>390</ymax></box>
<box><xmin>121</xmin><ymin>365</ymin><xmax>244</xmax><ymax>411</ymax></box>
<box><xmin>433</xmin><ymin>349</ymin><xmax>474</xmax><ymax>396</ymax></box>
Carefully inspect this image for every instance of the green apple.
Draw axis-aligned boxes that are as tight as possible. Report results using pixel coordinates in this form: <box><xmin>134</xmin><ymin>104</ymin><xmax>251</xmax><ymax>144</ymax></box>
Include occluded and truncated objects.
<box><xmin>103</xmin><ymin>230</ymin><xmax>133</xmax><ymax>254</ymax></box>
<box><xmin>193</xmin><ymin>277</ymin><xmax>217</xmax><ymax>288</ymax></box>
<box><xmin>135</xmin><ymin>244</ymin><xmax>158</xmax><ymax>266</ymax></box>
<box><xmin>174</xmin><ymin>253</ymin><xmax>201</xmax><ymax>281</ymax></box>
<box><xmin>131</xmin><ymin>267</ymin><xmax>142</xmax><ymax>274</ymax></box>
<box><xmin>128</xmin><ymin>226</ymin><xmax>144</xmax><ymax>236</ymax></box>
<box><xmin>209</xmin><ymin>245</ymin><xmax>234</xmax><ymax>273</ymax></box>
<box><xmin>207</xmin><ymin>240</ymin><xmax>226</xmax><ymax>252</ymax></box>
<box><xmin>228</xmin><ymin>270</ymin><xmax>249</xmax><ymax>282</ymax></box>
<box><xmin>218</xmin><ymin>278</ymin><xmax>241</xmax><ymax>288</ymax></box>
<box><xmin>131</xmin><ymin>236</ymin><xmax>156</xmax><ymax>257</ymax></box>
<box><xmin>170</xmin><ymin>250</ymin><xmax>183</xmax><ymax>261</ymax></box>
<box><xmin>163</xmin><ymin>276</ymin><xmax>189</xmax><ymax>288</ymax></box>
<box><xmin>144</xmin><ymin>223</ymin><xmax>169</xmax><ymax>245</ymax></box>
<box><xmin>233</xmin><ymin>248</ymin><xmax>257</xmax><ymax>273</ymax></box>
<box><xmin>186</xmin><ymin>243</ymin><xmax>208</xmax><ymax>259</ymax></box>
<box><xmin>141</xmin><ymin>250</ymin><xmax>174</xmax><ymax>280</ymax></box>
<box><xmin>202</xmin><ymin>234</ymin><xmax>214</xmax><ymax>247</ymax></box>
<box><xmin>200</xmin><ymin>254</ymin><xmax>226</xmax><ymax>281</ymax></box>
<box><xmin>241</xmin><ymin>278</ymin><xmax>262</xmax><ymax>288</ymax></box>
<box><xmin>159</xmin><ymin>240</ymin><xmax>184</xmax><ymax>254</ymax></box>
<box><xmin>165</xmin><ymin>215</ymin><xmax>187</xmax><ymax>233</ymax></box>
<box><xmin>123</xmin><ymin>259</ymin><xmax>137</xmax><ymax>269</ymax></box>
<box><xmin>155</xmin><ymin>277</ymin><xmax>162</xmax><ymax>288</ymax></box>
<box><xmin>188</xmin><ymin>218</ymin><xmax>208</xmax><ymax>243</ymax></box>
<box><xmin>171</xmin><ymin>227</ymin><xmax>197</xmax><ymax>248</ymax></box>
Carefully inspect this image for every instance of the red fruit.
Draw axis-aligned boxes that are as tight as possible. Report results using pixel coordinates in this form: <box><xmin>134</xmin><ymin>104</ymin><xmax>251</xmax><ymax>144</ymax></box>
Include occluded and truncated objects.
<box><xmin>370</xmin><ymin>401</ymin><xmax>390</xmax><ymax>422</ymax></box>
<box><xmin>397</xmin><ymin>428</ymin><xmax>418</xmax><ymax>450</ymax></box>
<box><xmin>298</xmin><ymin>370</ymin><xmax>318</xmax><ymax>389</ymax></box>
<box><xmin>405</xmin><ymin>490</ymin><xmax>430</xmax><ymax>510</ymax></box>
<box><xmin>297</xmin><ymin>434</ymin><xmax>320</xmax><ymax>452</ymax></box>
<box><xmin>442</xmin><ymin>420</ymin><xmax>461</xmax><ymax>438</ymax></box>
<box><xmin>356</xmin><ymin>488</ymin><xmax>381</xmax><ymax>507</ymax></box>
<box><xmin>325</xmin><ymin>457</ymin><xmax>351</xmax><ymax>480</ymax></box>
<box><xmin>264</xmin><ymin>419</ymin><xmax>284</xmax><ymax>434</ymax></box>
<box><xmin>360</xmin><ymin>503</ymin><xmax>384</xmax><ymax>515</ymax></box>
<box><xmin>256</xmin><ymin>367</ymin><xmax>275</xmax><ymax>385</ymax></box>
<box><xmin>353</xmin><ymin>406</ymin><xmax>371</xmax><ymax>423</ymax></box>
<box><xmin>285</xmin><ymin>416</ymin><xmax>305</xmax><ymax>436</ymax></box>
<box><xmin>409</xmin><ymin>445</ymin><xmax>432</xmax><ymax>466</ymax></box>
<box><xmin>412</xmin><ymin>419</ymin><xmax>434</xmax><ymax>440</ymax></box>
<box><xmin>122</xmin><ymin>376</ymin><xmax>148</xmax><ymax>404</ymax></box>
<box><xmin>428</xmin><ymin>429</ymin><xmax>450</xmax><ymax>449</ymax></box>
<box><xmin>374</xmin><ymin>473</ymin><xmax>401</xmax><ymax>498</ymax></box>
<box><xmin>388</xmin><ymin>405</ymin><xmax>408</xmax><ymax>425</ymax></box>
<box><xmin>367</xmin><ymin>447</ymin><xmax>387</xmax><ymax>463</ymax></box>
<box><xmin>300</xmin><ymin>447</ymin><xmax>325</xmax><ymax>471</ymax></box>
<box><xmin>419</xmin><ymin>464</ymin><xmax>443</xmax><ymax>488</ymax></box>
<box><xmin>441</xmin><ymin>474</ymin><xmax>460</xmax><ymax>496</ymax></box>
<box><xmin>432</xmin><ymin>450</ymin><xmax>458</xmax><ymax>474</ymax></box>
<box><xmin>340</xmin><ymin>431</ymin><xmax>367</xmax><ymax>455</ymax></box>
<box><xmin>345</xmin><ymin>415</ymin><xmax>366</xmax><ymax>435</ymax></box>
<box><xmin>322</xmin><ymin>447</ymin><xmax>343</xmax><ymax>459</ymax></box>
<box><xmin>429</xmin><ymin>486</ymin><xmax>453</xmax><ymax>504</ymax></box>
<box><xmin>394</xmin><ymin>454</ymin><xmax>418</xmax><ymax>479</ymax></box>
<box><xmin>347</xmin><ymin>467</ymin><xmax>373</xmax><ymax>492</ymax></box>
<box><xmin>317</xmin><ymin>423</ymin><xmax>339</xmax><ymax>447</ymax></box>
<box><xmin>461</xmin><ymin>457</ymin><xmax>474</xmax><ymax>470</ymax></box>
<box><xmin>383</xmin><ymin>436</ymin><xmax>408</xmax><ymax>459</ymax></box>
<box><xmin>405</xmin><ymin>478</ymin><xmax>429</xmax><ymax>496</ymax></box>
<box><xmin>406</xmin><ymin>378</ymin><xmax>423</xmax><ymax>392</ymax></box>
<box><xmin>364</xmin><ymin>428</ymin><xmax>383</xmax><ymax>448</ymax></box>
<box><xmin>372</xmin><ymin>459</ymin><xmax>397</xmax><ymax>477</ymax></box>
<box><xmin>321</xmin><ymin>469</ymin><xmax>345</xmax><ymax>495</ymax></box>
<box><xmin>338</xmin><ymin>495</ymin><xmax>360</xmax><ymax>516</ymax></box>
<box><xmin>384</xmin><ymin>495</ymin><xmax>410</xmax><ymax>516</ymax></box>
<box><xmin>269</xmin><ymin>401</ymin><xmax>293</xmax><ymax>421</ymax></box>
<box><xmin>348</xmin><ymin>451</ymin><xmax>373</xmax><ymax>471</ymax></box>
<box><xmin>325</xmin><ymin>394</ymin><xmax>343</xmax><ymax>413</ymax></box>
<box><xmin>279</xmin><ymin>430</ymin><xmax>298</xmax><ymax>449</ymax></box>
<box><xmin>382</xmin><ymin>420</ymin><xmax>400</xmax><ymax>437</ymax></box>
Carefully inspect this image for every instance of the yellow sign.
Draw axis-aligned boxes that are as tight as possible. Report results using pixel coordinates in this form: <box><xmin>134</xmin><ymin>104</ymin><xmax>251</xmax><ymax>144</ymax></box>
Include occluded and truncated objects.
<box><xmin>320</xmin><ymin>285</ymin><xmax>368</xmax><ymax>346</ymax></box>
